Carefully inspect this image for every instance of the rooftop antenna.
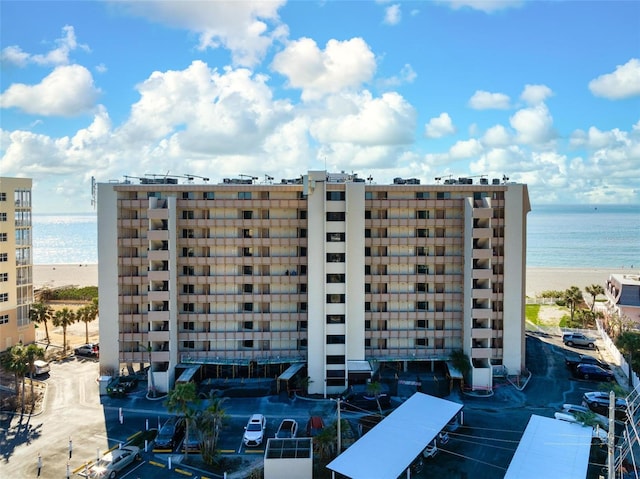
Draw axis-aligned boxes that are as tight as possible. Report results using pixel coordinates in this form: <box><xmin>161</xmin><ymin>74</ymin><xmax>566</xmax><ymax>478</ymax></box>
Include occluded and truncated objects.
<box><xmin>434</xmin><ymin>177</ymin><xmax>442</xmax><ymax>184</ymax></box>
<box><xmin>239</xmin><ymin>174</ymin><xmax>259</xmax><ymax>183</ymax></box>
<box><xmin>184</xmin><ymin>174</ymin><xmax>210</xmax><ymax>183</ymax></box>
<box><xmin>367</xmin><ymin>175</ymin><xmax>373</xmax><ymax>184</ymax></box>
<box><xmin>502</xmin><ymin>174</ymin><xmax>509</xmax><ymax>184</ymax></box>
<box><xmin>264</xmin><ymin>175</ymin><xmax>274</xmax><ymax>184</ymax></box>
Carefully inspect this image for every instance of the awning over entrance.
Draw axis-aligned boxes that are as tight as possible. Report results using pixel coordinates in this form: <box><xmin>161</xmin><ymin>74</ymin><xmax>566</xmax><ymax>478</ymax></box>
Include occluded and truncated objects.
<box><xmin>327</xmin><ymin>392</ymin><xmax>462</xmax><ymax>479</ymax></box>
<box><xmin>504</xmin><ymin>415</ymin><xmax>591</xmax><ymax>479</ymax></box>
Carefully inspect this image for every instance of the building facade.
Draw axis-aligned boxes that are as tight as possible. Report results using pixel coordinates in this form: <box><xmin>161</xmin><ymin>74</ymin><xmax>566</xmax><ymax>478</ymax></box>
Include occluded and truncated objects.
<box><xmin>0</xmin><ymin>177</ymin><xmax>35</xmax><ymax>349</ymax></box>
<box><xmin>605</xmin><ymin>273</ymin><xmax>640</xmax><ymax>325</ymax></box>
<box><xmin>98</xmin><ymin>171</ymin><xmax>530</xmax><ymax>394</ymax></box>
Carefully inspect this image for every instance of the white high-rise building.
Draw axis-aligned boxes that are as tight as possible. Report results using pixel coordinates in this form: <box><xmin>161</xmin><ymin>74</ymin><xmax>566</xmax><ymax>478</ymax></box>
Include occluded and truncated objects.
<box><xmin>98</xmin><ymin>171</ymin><xmax>530</xmax><ymax>395</ymax></box>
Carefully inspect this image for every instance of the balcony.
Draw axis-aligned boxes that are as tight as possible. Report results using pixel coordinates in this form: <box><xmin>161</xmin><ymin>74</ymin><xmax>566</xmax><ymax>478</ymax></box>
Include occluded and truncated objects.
<box><xmin>148</xmin><ymin>330</ymin><xmax>170</xmax><ymax>342</ymax></box>
<box><xmin>148</xmin><ymin>209</ymin><xmax>169</xmax><ymax>220</ymax></box>
<box><xmin>148</xmin><ymin>310</ymin><xmax>170</xmax><ymax>321</ymax></box>
<box><xmin>148</xmin><ymin>230</ymin><xmax>169</xmax><ymax>241</ymax></box>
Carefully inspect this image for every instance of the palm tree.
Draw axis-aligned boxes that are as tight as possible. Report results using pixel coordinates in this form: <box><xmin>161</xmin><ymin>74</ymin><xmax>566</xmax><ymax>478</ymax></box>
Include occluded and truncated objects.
<box><xmin>76</xmin><ymin>298</ymin><xmax>99</xmax><ymax>345</ymax></box>
<box><xmin>29</xmin><ymin>302</ymin><xmax>53</xmax><ymax>343</ymax></box>
<box><xmin>165</xmin><ymin>382</ymin><xmax>199</xmax><ymax>458</ymax></box>
<box><xmin>52</xmin><ymin>307</ymin><xmax>77</xmax><ymax>353</ymax></box>
<box><xmin>195</xmin><ymin>395</ymin><xmax>228</xmax><ymax>464</ymax></box>
<box><xmin>366</xmin><ymin>381</ymin><xmax>384</xmax><ymax>415</ymax></box>
<box><xmin>585</xmin><ymin>284</ymin><xmax>605</xmax><ymax>312</ymax></box>
<box><xmin>563</xmin><ymin>286</ymin><xmax>583</xmax><ymax>325</ymax></box>
<box><xmin>24</xmin><ymin>344</ymin><xmax>45</xmax><ymax>407</ymax></box>
<box><xmin>1</xmin><ymin>344</ymin><xmax>28</xmax><ymax>412</ymax></box>
<box><xmin>145</xmin><ymin>343</ymin><xmax>157</xmax><ymax>397</ymax></box>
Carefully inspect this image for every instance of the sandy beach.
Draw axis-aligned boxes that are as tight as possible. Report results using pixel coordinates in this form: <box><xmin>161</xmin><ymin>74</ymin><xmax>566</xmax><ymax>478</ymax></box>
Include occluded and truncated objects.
<box><xmin>33</xmin><ymin>263</ymin><xmax>637</xmax><ymax>297</ymax></box>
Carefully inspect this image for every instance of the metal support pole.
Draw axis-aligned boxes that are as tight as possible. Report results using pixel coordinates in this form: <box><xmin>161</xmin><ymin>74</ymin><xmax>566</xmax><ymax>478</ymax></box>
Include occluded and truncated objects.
<box><xmin>608</xmin><ymin>390</ymin><xmax>615</xmax><ymax>479</ymax></box>
<box><xmin>337</xmin><ymin>398</ymin><xmax>342</xmax><ymax>454</ymax></box>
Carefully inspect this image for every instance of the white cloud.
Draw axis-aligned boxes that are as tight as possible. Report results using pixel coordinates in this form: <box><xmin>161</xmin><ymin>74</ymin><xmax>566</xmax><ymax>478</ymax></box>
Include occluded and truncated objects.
<box><xmin>589</xmin><ymin>58</ymin><xmax>640</xmax><ymax>100</ymax></box>
<box><xmin>272</xmin><ymin>37</ymin><xmax>376</xmax><ymax>101</ymax></box>
<box><xmin>482</xmin><ymin>125</ymin><xmax>511</xmax><ymax>147</ymax></box>
<box><xmin>384</xmin><ymin>4</ymin><xmax>402</xmax><ymax>25</ymax></box>
<box><xmin>449</xmin><ymin>138</ymin><xmax>483</xmax><ymax>159</ymax></box>
<box><xmin>468</xmin><ymin>90</ymin><xmax>510</xmax><ymax>110</ymax></box>
<box><xmin>378</xmin><ymin>64</ymin><xmax>417</xmax><ymax>89</ymax></box>
<box><xmin>509</xmin><ymin>104</ymin><xmax>555</xmax><ymax>145</ymax></box>
<box><xmin>310</xmin><ymin>91</ymin><xmax>416</xmax><ymax>147</ymax></box>
<box><xmin>424</xmin><ymin>113</ymin><xmax>456</xmax><ymax>138</ymax></box>
<box><xmin>437</xmin><ymin>0</ymin><xmax>523</xmax><ymax>13</ymax></box>
<box><xmin>520</xmin><ymin>84</ymin><xmax>553</xmax><ymax>105</ymax></box>
<box><xmin>0</xmin><ymin>25</ymin><xmax>87</xmax><ymax>67</ymax></box>
<box><xmin>117</xmin><ymin>1</ymin><xmax>287</xmax><ymax>68</ymax></box>
<box><xmin>0</xmin><ymin>65</ymin><xmax>100</xmax><ymax>116</ymax></box>
<box><xmin>570</xmin><ymin>126</ymin><xmax>629</xmax><ymax>150</ymax></box>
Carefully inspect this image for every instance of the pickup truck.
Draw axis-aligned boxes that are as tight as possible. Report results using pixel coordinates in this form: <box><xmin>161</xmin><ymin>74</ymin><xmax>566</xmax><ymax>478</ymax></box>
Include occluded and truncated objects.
<box><xmin>562</xmin><ymin>333</ymin><xmax>596</xmax><ymax>349</ymax></box>
<box><xmin>275</xmin><ymin>419</ymin><xmax>298</xmax><ymax>438</ymax></box>
<box><xmin>565</xmin><ymin>352</ymin><xmax>610</xmax><ymax>372</ymax></box>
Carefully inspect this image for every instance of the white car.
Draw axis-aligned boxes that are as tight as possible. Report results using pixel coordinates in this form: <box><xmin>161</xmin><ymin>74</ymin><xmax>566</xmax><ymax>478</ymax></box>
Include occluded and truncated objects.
<box><xmin>554</xmin><ymin>412</ymin><xmax>608</xmax><ymax>444</ymax></box>
<box><xmin>561</xmin><ymin>404</ymin><xmax>609</xmax><ymax>430</ymax></box>
<box><xmin>275</xmin><ymin>419</ymin><xmax>298</xmax><ymax>439</ymax></box>
<box><xmin>243</xmin><ymin>414</ymin><xmax>266</xmax><ymax>447</ymax></box>
<box><xmin>34</xmin><ymin>360</ymin><xmax>50</xmax><ymax>376</ymax></box>
<box><xmin>88</xmin><ymin>445</ymin><xmax>140</xmax><ymax>478</ymax></box>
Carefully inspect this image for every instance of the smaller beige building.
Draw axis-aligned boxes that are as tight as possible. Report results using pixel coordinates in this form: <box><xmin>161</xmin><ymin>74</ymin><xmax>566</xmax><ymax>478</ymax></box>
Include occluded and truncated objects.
<box><xmin>605</xmin><ymin>273</ymin><xmax>640</xmax><ymax>325</ymax></box>
<box><xmin>0</xmin><ymin>177</ymin><xmax>35</xmax><ymax>349</ymax></box>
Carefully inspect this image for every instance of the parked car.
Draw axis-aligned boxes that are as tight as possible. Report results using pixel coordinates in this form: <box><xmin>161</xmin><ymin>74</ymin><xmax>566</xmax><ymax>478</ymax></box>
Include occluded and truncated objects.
<box><xmin>106</xmin><ymin>376</ymin><xmax>138</xmax><ymax>397</ymax></box>
<box><xmin>583</xmin><ymin>392</ymin><xmax>628</xmax><ymax>421</ymax></box>
<box><xmin>276</xmin><ymin>419</ymin><xmax>298</xmax><ymax>438</ymax></box>
<box><xmin>423</xmin><ymin>439</ymin><xmax>438</xmax><ymax>458</ymax></box>
<box><xmin>306</xmin><ymin>416</ymin><xmax>325</xmax><ymax>437</ymax></box>
<box><xmin>155</xmin><ymin>416</ymin><xmax>186</xmax><ymax>450</ymax></box>
<box><xmin>33</xmin><ymin>360</ymin><xmax>50</xmax><ymax>376</ymax></box>
<box><xmin>573</xmin><ymin>364</ymin><xmax>615</xmax><ymax>382</ymax></box>
<box><xmin>341</xmin><ymin>385</ymin><xmax>392</xmax><ymax>412</ymax></box>
<box><xmin>561</xmin><ymin>404</ymin><xmax>609</xmax><ymax>430</ymax></box>
<box><xmin>75</xmin><ymin>343</ymin><xmax>99</xmax><ymax>357</ymax></box>
<box><xmin>565</xmin><ymin>352</ymin><xmax>610</xmax><ymax>371</ymax></box>
<box><xmin>562</xmin><ymin>333</ymin><xmax>596</xmax><ymax>349</ymax></box>
<box><xmin>554</xmin><ymin>412</ymin><xmax>608</xmax><ymax>445</ymax></box>
<box><xmin>88</xmin><ymin>445</ymin><xmax>140</xmax><ymax>478</ymax></box>
<box><xmin>243</xmin><ymin>414</ymin><xmax>266</xmax><ymax>447</ymax></box>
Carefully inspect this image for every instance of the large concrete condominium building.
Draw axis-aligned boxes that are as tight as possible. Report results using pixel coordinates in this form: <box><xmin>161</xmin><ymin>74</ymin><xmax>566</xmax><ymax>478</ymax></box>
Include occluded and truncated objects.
<box><xmin>98</xmin><ymin>171</ymin><xmax>530</xmax><ymax>395</ymax></box>
<box><xmin>0</xmin><ymin>177</ymin><xmax>35</xmax><ymax>349</ymax></box>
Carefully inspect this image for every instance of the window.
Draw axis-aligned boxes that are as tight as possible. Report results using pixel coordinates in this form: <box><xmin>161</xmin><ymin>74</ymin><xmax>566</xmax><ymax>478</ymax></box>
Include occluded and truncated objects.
<box><xmin>327</xmin><ymin>274</ymin><xmax>345</xmax><ymax>283</ymax></box>
<box><xmin>415</xmin><ymin>192</ymin><xmax>429</xmax><ymax>199</ymax></box>
<box><xmin>298</xmin><ymin>302</ymin><xmax>307</xmax><ymax>312</ymax></box>
<box><xmin>243</xmin><ymin>266</ymin><xmax>253</xmax><ymax>275</ymax></box>
<box><xmin>183</xmin><ymin>284</ymin><xmax>194</xmax><ymax>294</ymax></box>
<box><xmin>243</xmin><ymin>284</ymin><xmax>253</xmax><ymax>293</ymax></box>
<box><xmin>0</xmin><ymin>193</ymin><xmax>5</xmax><ymax>201</ymax></box>
<box><xmin>299</xmin><ymin>210</ymin><xmax>307</xmax><ymax>219</ymax></box>
<box><xmin>182</xmin><ymin>247</ymin><xmax>194</xmax><ymax>257</ymax></box>
<box><xmin>416</xmin><ymin>320</ymin><xmax>427</xmax><ymax>329</ymax></box>
<box><xmin>299</xmin><ymin>247</ymin><xmax>307</xmax><ymax>257</ymax></box>
<box><xmin>0</xmin><ymin>273</ymin><xmax>8</xmax><ymax>282</ymax></box>
<box><xmin>243</xmin><ymin>210</ymin><xmax>253</xmax><ymax>219</ymax></box>
<box><xmin>416</xmin><ymin>338</ymin><xmax>428</xmax><ymax>347</ymax></box>
<box><xmin>326</xmin><ymin>253</ymin><xmax>345</xmax><ymax>263</ymax></box>
<box><xmin>416</xmin><ymin>210</ymin><xmax>428</xmax><ymax>219</ymax></box>
<box><xmin>182</xmin><ymin>192</ymin><xmax>195</xmax><ymax>200</ymax></box>
<box><xmin>327</xmin><ymin>232</ymin><xmax>345</xmax><ymax>242</ymax></box>
<box><xmin>183</xmin><ymin>321</ymin><xmax>195</xmax><ymax>331</ymax></box>
<box><xmin>243</xmin><ymin>321</ymin><xmax>254</xmax><ymax>330</ymax></box>
<box><xmin>299</xmin><ymin>228</ymin><xmax>307</xmax><ymax>238</ymax></box>
<box><xmin>1</xmin><ymin>293</ymin><xmax>9</xmax><ymax>302</ymax></box>
<box><xmin>416</xmin><ymin>283</ymin><xmax>427</xmax><ymax>292</ymax></box>
<box><xmin>327</xmin><ymin>378</ymin><xmax>345</xmax><ymax>387</ymax></box>
<box><xmin>203</xmin><ymin>191</ymin><xmax>215</xmax><ymax>200</ymax></box>
<box><xmin>0</xmin><ymin>314</ymin><xmax>8</xmax><ymax>325</ymax></box>
<box><xmin>326</xmin><ymin>355</ymin><xmax>345</xmax><ymax>364</ymax></box>
<box><xmin>326</xmin><ymin>315</ymin><xmax>345</xmax><ymax>324</ymax></box>
<box><xmin>416</xmin><ymin>247</ymin><xmax>426</xmax><ymax>257</ymax></box>
<box><xmin>243</xmin><ymin>247</ymin><xmax>253</xmax><ymax>257</ymax></box>
<box><xmin>416</xmin><ymin>228</ymin><xmax>428</xmax><ymax>238</ymax></box>
<box><xmin>298</xmin><ymin>321</ymin><xmax>308</xmax><ymax>331</ymax></box>
<box><xmin>243</xmin><ymin>229</ymin><xmax>252</xmax><ymax>238</ymax></box>
<box><xmin>243</xmin><ymin>302</ymin><xmax>254</xmax><ymax>312</ymax></box>
<box><xmin>183</xmin><ymin>266</ymin><xmax>195</xmax><ymax>276</ymax></box>
<box><xmin>183</xmin><ymin>210</ymin><xmax>195</xmax><ymax>219</ymax></box>
<box><xmin>326</xmin><ymin>335</ymin><xmax>345</xmax><ymax>344</ymax></box>
<box><xmin>326</xmin><ymin>212</ymin><xmax>345</xmax><ymax>221</ymax></box>
<box><xmin>326</xmin><ymin>294</ymin><xmax>345</xmax><ymax>304</ymax></box>
<box><xmin>0</xmin><ymin>233</ymin><xmax>6</xmax><ymax>242</ymax></box>
<box><xmin>436</xmin><ymin>192</ymin><xmax>450</xmax><ymax>200</ymax></box>
<box><xmin>0</xmin><ymin>213</ymin><xmax>6</xmax><ymax>222</ymax></box>
<box><xmin>326</xmin><ymin>191</ymin><xmax>345</xmax><ymax>201</ymax></box>
<box><xmin>183</xmin><ymin>303</ymin><xmax>195</xmax><ymax>312</ymax></box>
<box><xmin>182</xmin><ymin>341</ymin><xmax>195</xmax><ymax>349</ymax></box>
<box><xmin>242</xmin><ymin>340</ymin><xmax>254</xmax><ymax>348</ymax></box>
<box><xmin>182</xmin><ymin>229</ymin><xmax>194</xmax><ymax>238</ymax></box>
<box><xmin>0</xmin><ymin>253</ymin><xmax>7</xmax><ymax>262</ymax></box>
<box><xmin>238</xmin><ymin>191</ymin><xmax>252</xmax><ymax>200</ymax></box>
<box><xmin>298</xmin><ymin>339</ymin><xmax>308</xmax><ymax>349</ymax></box>
<box><xmin>327</xmin><ymin>370</ymin><xmax>345</xmax><ymax>378</ymax></box>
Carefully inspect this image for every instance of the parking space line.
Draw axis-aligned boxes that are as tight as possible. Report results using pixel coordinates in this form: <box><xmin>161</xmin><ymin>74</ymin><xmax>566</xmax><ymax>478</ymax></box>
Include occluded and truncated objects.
<box><xmin>149</xmin><ymin>460</ymin><xmax>166</xmax><ymax>468</ymax></box>
<box><xmin>175</xmin><ymin>467</ymin><xmax>193</xmax><ymax>476</ymax></box>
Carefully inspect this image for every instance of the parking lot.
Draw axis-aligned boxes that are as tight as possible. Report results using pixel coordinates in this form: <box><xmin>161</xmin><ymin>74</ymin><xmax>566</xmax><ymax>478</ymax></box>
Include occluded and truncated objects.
<box><xmin>0</xmin><ymin>331</ymin><xmax>631</xmax><ymax>479</ymax></box>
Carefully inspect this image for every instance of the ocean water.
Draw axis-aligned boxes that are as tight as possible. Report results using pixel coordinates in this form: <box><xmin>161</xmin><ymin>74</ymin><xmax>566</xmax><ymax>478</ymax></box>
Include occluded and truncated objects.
<box><xmin>31</xmin><ymin>205</ymin><xmax>639</xmax><ymax>268</ymax></box>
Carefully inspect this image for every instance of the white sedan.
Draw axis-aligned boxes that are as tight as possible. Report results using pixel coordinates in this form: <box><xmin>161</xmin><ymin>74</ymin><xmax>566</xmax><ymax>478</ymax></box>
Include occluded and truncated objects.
<box><xmin>88</xmin><ymin>446</ymin><xmax>140</xmax><ymax>478</ymax></box>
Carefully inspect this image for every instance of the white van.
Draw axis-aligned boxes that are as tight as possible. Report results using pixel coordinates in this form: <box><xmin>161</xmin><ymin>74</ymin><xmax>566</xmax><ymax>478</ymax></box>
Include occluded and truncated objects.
<box><xmin>34</xmin><ymin>360</ymin><xmax>50</xmax><ymax>376</ymax></box>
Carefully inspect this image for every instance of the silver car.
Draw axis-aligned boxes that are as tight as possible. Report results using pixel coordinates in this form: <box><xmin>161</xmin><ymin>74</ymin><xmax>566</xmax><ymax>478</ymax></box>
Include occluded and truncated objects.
<box><xmin>88</xmin><ymin>445</ymin><xmax>140</xmax><ymax>478</ymax></box>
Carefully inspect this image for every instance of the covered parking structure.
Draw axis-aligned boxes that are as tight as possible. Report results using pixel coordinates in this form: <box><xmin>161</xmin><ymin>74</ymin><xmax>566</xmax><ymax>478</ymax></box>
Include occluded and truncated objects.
<box><xmin>327</xmin><ymin>392</ymin><xmax>462</xmax><ymax>479</ymax></box>
<box><xmin>504</xmin><ymin>414</ymin><xmax>592</xmax><ymax>479</ymax></box>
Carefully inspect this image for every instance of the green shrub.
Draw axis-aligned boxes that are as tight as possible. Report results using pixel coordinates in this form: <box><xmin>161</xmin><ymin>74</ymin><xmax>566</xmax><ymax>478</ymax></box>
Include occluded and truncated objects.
<box><xmin>48</xmin><ymin>286</ymin><xmax>98</xmax><ymax>301</ymax></box>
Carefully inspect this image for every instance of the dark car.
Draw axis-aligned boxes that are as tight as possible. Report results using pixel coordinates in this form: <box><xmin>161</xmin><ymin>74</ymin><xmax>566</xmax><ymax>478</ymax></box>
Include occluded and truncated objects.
<box><xmin>573</xmin><ymin>364</ymin><xmax>615</xmax><ymax>382</ymax></box>
<box><xmin>106</xmin><ymin>376</ymin><xmax>138</xmax><ymax>397</ymax></box>
<box><xmin>565</xmin><ymin>353</ymin><xmax>610</xmax><ymax>372</ymax></box>
<box><xmin>155</xmin><ymin>416</ymin><xmax>185</xmax><ymax>450</ymax></box>
<box><xmin>583</xmin><ymin>391</ymin><xmax>628</xmax><ymax>421</ymax></box>
<box><xmin>341</xmin><ymin>387</ymin><xmax>392</xmax><ymax>412</ymax></box>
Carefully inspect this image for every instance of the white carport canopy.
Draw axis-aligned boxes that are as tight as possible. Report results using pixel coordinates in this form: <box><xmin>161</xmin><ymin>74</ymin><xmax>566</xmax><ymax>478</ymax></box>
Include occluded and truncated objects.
<box><xmin>504</xmin><ymin>414</ymin><xmax>592</xmax><ymax>479</ymax></box>
<box><xmin>327</xmin><ymin>392</ymin><xmax>462</xmax><ymax>479</ymax></box>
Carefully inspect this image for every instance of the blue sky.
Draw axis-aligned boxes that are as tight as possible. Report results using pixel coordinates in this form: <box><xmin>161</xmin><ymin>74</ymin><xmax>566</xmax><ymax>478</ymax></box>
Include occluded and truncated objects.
<box><xmin>1</xmin><ymin>0</ymin><xmax>639</xmax><ymax>214</ymax></box>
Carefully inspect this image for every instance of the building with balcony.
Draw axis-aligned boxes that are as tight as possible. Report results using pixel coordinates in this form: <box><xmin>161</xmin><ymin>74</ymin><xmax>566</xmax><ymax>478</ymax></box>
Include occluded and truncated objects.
<box><xmin>605</xmin><ymin>273</ymin><xmax>640</xmax><ymax>325</ymax></box>
<box><xmin>0</xmin><ymin>177</ymin><xmax>35</xmax><ymax>349</ymax></box>
<box><xmin>98</xmin><ymin>171</ymin><xmax>530</xmax><ymax>394</ymax></box>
